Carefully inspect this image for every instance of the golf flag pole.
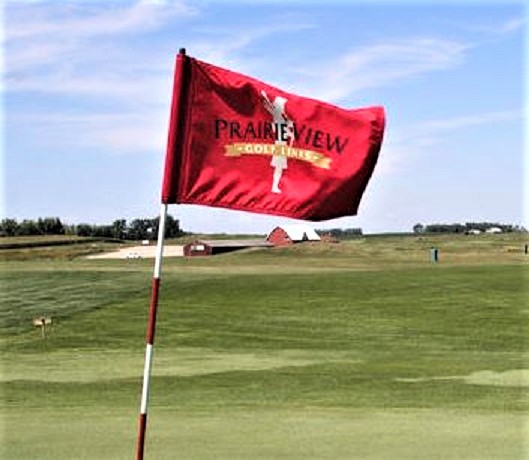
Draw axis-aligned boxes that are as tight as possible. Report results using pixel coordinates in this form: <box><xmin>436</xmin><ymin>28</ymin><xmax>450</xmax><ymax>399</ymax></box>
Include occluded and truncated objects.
<box><xmin>136</xmin><ymin>47</ymin><xmax>187</xmax><ymax>460</ymax></box>
<box><xmin>136</xmin><ymin>202</ymin><xmax>168</xmax><ymax>460</ymax></box>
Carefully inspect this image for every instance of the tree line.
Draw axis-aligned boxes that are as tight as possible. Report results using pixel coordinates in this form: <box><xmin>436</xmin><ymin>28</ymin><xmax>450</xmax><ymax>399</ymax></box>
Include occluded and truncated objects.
<box><xmin>0</xmin><ymin>216</ymin><xmax>185</xmax><ymax>240</ymax></box>
<box><xmin>317</xmin><ymin>227</ymin><xmax>363</xmax><ymax>238</ymax></box>
<box><xmin>413</xmin><ymin>222</ymin><xmax>527</xmax><ymax>234</ymax></box>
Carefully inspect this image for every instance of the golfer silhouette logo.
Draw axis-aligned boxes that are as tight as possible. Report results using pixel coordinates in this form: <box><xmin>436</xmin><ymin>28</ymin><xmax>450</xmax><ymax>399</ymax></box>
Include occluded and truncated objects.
<box><xmin>261</xmin><ymin>90</ymin><xmax>295</xmax><ymax>194</ymax></box>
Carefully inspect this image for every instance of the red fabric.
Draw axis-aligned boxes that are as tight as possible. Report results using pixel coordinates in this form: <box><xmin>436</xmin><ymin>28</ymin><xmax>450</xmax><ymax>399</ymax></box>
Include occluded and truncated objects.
<box><xmin>162</xmin><ymin>53</ymin><xmax>385</xmax><ymax>221</ymax></box>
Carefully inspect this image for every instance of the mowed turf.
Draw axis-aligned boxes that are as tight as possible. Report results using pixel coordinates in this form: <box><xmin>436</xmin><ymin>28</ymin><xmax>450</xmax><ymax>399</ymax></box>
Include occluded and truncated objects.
<box><xmin>1</xmin><ymin>234</ymin><xmax>528</xmax><ymax>459</ymax></box>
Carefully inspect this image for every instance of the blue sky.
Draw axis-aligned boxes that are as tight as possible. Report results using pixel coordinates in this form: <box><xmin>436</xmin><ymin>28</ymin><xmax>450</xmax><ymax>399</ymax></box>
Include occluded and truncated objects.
<box><xmin>2</xmin><ymin>0</ymin><xmax>526</xmax><ymax>234</ymax></box>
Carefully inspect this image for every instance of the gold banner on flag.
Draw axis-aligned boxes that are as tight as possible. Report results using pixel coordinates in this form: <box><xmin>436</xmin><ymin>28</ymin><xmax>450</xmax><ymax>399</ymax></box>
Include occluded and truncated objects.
<box><xmin>225</xmin><ymin>143</ymin><xmax>331</xmax><ymax>169</ymax></box>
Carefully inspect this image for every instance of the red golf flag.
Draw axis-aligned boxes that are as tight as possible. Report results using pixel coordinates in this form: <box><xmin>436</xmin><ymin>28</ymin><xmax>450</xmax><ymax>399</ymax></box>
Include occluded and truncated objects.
<box><xmin>162</xmin><ymin>51</ymin><xmax>385</xmax><ymax>221</ymax></box>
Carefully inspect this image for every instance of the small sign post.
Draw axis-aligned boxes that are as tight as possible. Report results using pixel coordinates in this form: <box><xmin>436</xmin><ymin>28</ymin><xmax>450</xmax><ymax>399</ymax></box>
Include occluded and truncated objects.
<box><xmin>33</xmin><ymin>316</ymin><xmax>52</xmax><ymax>338</ymax></box>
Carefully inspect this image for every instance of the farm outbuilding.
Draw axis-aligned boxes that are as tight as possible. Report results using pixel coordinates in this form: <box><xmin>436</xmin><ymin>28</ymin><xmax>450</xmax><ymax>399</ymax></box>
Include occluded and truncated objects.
<box><xmin>267</xmin><ymin>225</ymin><xmax>321</xmax><ymax>246</ymax></box>
<box><xmin>486</xmin><ymin>227</ymin><xmax>503</xmax><ymax>234</ymax></box>
<box><xmin>184</xmin><ymin>239</ymin><xmax>272</xmax><ymax>257</ymax></box>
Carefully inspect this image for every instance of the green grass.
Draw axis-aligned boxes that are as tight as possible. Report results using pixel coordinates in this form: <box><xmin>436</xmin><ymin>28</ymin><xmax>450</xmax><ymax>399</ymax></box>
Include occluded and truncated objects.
<box><xmin>1</xmin><ymin>234</ymin><xmax>528</xmax><ymax>459</ymax></box>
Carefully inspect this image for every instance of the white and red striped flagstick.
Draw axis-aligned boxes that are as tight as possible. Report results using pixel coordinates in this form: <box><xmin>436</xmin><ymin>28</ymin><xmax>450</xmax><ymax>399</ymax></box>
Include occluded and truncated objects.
<box><xmin>136</xmin><ymin>47</ymin><xmax>187</xmax><ymax>460</ymax></box>
<box><xmin>136</xmin><ymin>203</ymin><xmax>168</xmax><ymax>460</ymax></box>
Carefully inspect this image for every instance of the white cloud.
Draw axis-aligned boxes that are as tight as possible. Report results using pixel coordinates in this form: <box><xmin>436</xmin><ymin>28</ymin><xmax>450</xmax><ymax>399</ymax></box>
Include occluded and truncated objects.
<box><xmin>417</xmin><ymin>110</ymin><xmax>522</xmax><ymax>133</ymax></box>
<box><xmin>500</xmin><ymin>17</ymin><xmax>525</xmax><ymax>33</ymax></box>
<box><xmin>7</xmin><ymin>111</ymin><xmax>170</xmax><ymax>154</ymax></box>
<box><xmin>3</xmin><ymin>6</ymin><xmax>314</xmax><ymax>105</ymax></box>
<box><xmin>460</xmin><ymin>16</ymin><xmax>525</xmax><ymax>35</ymax></box>
<box><xmin>188</xmin><ymin>21</ymin><xmax>315</xmax><ymax>69</ymax></box>
<box><xmin>3</xmin><ymin>1</ymin><xmax>196</xmax><ymax>87</ymax></box>
<box><xmin>277</xmin><ymin>14</ymin><xmax>523</xmax><ymax>104</ymax></box>
<box><xmin>4</xmin><ymin>0</ymin><xmax>197</xmax><ymax>41</ymax></box>
<box><xmin>285</xmin><ymin>37</ymin><xmax>469</xmax><ymax>102</ymax></box>
<box><xmin>379</xmin><ymin>108</ymin><xmax>522</xmax><ymax>176</ymax></box>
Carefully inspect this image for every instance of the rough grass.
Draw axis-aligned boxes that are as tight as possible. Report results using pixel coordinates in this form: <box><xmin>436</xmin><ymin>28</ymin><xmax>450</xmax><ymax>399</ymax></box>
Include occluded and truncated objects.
<box><xmin>0</xmin><ymin>235</ymin><xmax>92</xmax><ymax>246</ymax></box>
<box><xmin>0</xmin><ymin>241</ymin><xmax>125</xmax><ymax>261</ymax></box>
<box><xmin>1</xmin><ymin>233</ymin><xmax>528</xmax><ymax>459</ymax></box>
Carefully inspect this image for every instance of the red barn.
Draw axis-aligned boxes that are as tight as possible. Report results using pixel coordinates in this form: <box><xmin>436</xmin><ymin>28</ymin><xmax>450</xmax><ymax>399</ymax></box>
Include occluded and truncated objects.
<box><xmin>267</xmin><ymin>225</ymin><xmax>321</xmax><ymax>246</ymax></box>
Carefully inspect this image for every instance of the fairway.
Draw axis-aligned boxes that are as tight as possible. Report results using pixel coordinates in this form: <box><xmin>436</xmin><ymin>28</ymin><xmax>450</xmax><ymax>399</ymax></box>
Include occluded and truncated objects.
<box><xmin>1</xmin><ymin>234</ymin><xmax>528</xmax><ymax>459</ymax></box>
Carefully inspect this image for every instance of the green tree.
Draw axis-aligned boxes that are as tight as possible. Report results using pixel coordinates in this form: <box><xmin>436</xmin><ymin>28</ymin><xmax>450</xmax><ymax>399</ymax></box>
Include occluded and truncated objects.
<box><xmin>37</xmin><ymin>217</ymin><xmax>65</xmax><ymax>235</ymax></box>
<box><xmin>128</xmin><ymin>219</ymin><xmax>153</xmax><ymax>240</ymax></box>
<box><xmin>163</xmin><ymin>214</ymin><xmax>183</xmax><ymax>238</ymax></box>
<box><xmin>111</xmin><ymin>219</ymin><xmax>127</xmax><ymax>239</ymax></box>
<box><xmin>0</xmin><ymin>218</ymin><xmax>18</xmax><ymax>236</ymax></box>
<box><xmin>413</xmin><ymin>223</ymin><xmax>425</xmax><ymax>234</ymax></box>
<box><xmin>18</xmin><ymin>219</ymin><xmax>39</xmax><ymax>236</ymax></box>
<box><xmin>76</xmin><ymin>223</ymin><xmax>94</xmax><ymax>237</ymax></box>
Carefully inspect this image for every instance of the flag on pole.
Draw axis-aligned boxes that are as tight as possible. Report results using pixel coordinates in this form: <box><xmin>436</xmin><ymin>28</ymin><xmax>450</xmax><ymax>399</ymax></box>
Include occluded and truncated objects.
<box><xmin>162</xmin><ymin>52</ymin><xmax>385</xmax><ymax>221</ymax></box>
<box><xmin>138</xmin><ymin>49</ymin><xmax>385</xmax><ymax>460</ymax></box>
<box><xmin>162</xmin><ymin>53</ymin><xmax>385</xmax><ymax>221</ymax></box>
